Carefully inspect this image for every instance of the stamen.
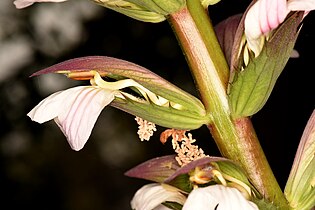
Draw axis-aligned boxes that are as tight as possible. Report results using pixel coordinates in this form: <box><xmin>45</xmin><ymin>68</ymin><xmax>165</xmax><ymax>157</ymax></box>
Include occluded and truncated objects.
<box><xmin>135</xmin><ymin>116</ymin><xmax>157</xmax><ymax>141</ymax></box>
<box><xmin>90</xmin><ymin>71</ymin><xmax>184</xmax><ymax>109</ymax></box>
<box><xmin>161</xmin><ymin>129</ymin><xmax>208</xmax><ymax>166</ymax></box>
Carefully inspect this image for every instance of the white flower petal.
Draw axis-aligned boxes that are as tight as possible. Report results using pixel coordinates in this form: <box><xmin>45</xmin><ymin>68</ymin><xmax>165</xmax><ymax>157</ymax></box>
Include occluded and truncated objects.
<box><xmin>288</xmin><ymin>0</ymin><xmax>315</xmax><ymax>11</ymax></box>
<box><xmin>14</xmin><ymin>0</ymin><xmax>67</xmax><ymax>9</ymax></box>
<box><xmin>27</xmin><ymin>87</ymin><xmax>85</xmax><ymax>124</ymax></box>
<box><xmin>131</xmin><ymin>183</ymin><xmax>186</xmax><ymax>210</ymax></box>
<box><xmin>28</xmin><ymin>86</ymin><xmax>115</xmax><ymax>151</ymax></box>
<box><xmin>182</xmin><ymin>185</ymin><xmax>258</xmax><ymax>210</ymax></box>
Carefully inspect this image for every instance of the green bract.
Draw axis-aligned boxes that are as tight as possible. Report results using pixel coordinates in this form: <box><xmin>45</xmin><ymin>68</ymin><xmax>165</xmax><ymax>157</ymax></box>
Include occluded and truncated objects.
<box><xmin>228</xmin><ymin>12</ymin><xmax>303</xmax><ymax>118</ymax></box>
<box><xmin>93</xmin><ymin>0</ymin><xmax>185</xmax><ymax>23</ymax></box>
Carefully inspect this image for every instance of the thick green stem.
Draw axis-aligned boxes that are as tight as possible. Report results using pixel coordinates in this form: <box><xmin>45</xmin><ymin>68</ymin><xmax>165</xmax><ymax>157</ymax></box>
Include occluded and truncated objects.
<box><xmin>168</xmin><ymin>0</ymin><xmax>289</xmax><ymax>208</ymax></box>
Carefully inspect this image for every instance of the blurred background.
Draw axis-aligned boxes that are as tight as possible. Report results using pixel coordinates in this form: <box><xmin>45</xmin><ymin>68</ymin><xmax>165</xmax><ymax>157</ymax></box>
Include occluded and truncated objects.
<box><xmin>0</xmin><ymin>0</ymin><xmax>314</xmax><ymax>209</ymax></box>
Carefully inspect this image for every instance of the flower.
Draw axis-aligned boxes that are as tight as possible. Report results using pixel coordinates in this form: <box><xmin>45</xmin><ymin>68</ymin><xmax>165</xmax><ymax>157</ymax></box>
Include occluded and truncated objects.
<box><xmin>27</xmin><ymin>71</ymin><xmax>164</xmax><ymax>151</ymax></box>
<box><xmin>182</xmin><ymin>185</ymin><xmax>259</xmax><ymax>210</ymax></box>
<box><xmin>244</xmin><ymin>0</ymin><xmax>315</xmax><ymax>55</ymax></box>
<box><xmin>131</xmin><ymin>183</ymin><xmax>186</xmax><ymax>210</ymax></box>
<box><xmin>14</xmin><ymin>0</ymin><xmax>67</xmax><ymax>9</ymax></box>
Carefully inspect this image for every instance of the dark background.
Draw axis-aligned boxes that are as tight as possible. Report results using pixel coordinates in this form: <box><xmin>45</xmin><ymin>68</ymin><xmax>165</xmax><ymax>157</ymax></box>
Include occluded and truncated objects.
<box><xmin>0</xmin><ymin>0</ymin><xmax>314</xmax><ymax>209</ymax></box>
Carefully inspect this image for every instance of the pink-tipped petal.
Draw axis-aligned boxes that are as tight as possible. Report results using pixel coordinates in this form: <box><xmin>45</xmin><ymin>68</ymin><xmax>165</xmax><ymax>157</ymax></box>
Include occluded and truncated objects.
<box><xmin>14</xmin><ymin>0</ymin><xmax>34</xmax><ymax>8</ymax></box>
<box><xmin>245</xmin><ymin>0</ymin><xmax>290</xmax><ymax>55</ymax></box>
<box><xmin>245</xmin><ymin>0</ymin><xmax>288</xmax><ymax>38</ymax></box>
<box><xmin>28</xmin><ymin>86</ymin><xmax>115</xmax><ymax>151</ymax></box>
<box><xmin>14</xmin><ymin>0</ymin><xmax>67</xmax><ymax>9</ymax></box>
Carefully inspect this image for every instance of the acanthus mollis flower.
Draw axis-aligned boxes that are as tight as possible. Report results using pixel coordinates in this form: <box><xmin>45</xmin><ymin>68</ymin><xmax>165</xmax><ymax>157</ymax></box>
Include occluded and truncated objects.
<box><xmin>28</xmin><ymin>56</ymin><xmax>207</xmax><ymax>151</ymax></box>
<box><xmin>14</xmin><ymin>0</ymin><xmax>67</xmax><ymax>9</ymax></box>
<box><xmin>245</xmin><ymin>0</ymin><xmax>315</xmax><ymax>56</ymax></box>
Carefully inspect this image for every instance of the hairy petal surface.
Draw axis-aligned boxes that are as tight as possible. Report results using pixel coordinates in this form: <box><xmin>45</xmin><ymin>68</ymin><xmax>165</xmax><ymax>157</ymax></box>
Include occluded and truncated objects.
<box><xmin>14</xmin><ymin>0</ymin><xmax>67</xmax><ymax>9</ymax></box>
<box><xmin>182</xmin><ymin>185</ymin><xmax>258</xmax><ymax>210</ymax></box>
<box><xmin>131</xmin><ymin>183</ymin><xmax>186</xmax><ymax>210</ymax></box>
<box><xmin>28</xmin><ymin>86</ymin><xmax>115</xmax><ymax>151</ymax></box>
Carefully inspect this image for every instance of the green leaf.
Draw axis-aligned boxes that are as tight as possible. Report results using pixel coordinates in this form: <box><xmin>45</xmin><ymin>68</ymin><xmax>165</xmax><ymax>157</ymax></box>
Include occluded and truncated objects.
<box><xmin>229</xmin><ymin>12</ymin><xmax>303</xmax><ymax>117</ymax></box>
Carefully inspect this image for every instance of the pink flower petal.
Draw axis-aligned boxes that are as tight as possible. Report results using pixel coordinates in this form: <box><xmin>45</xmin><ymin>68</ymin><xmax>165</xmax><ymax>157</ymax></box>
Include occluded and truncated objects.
<box><xmin>28</xmin><ymin>86</ymin><xmax>115</xmax><ymax>151</ymax></box>
<box><xmin>245</xmin><ymin>0</ymin><xmax>290</xmax><ymax>55</ymax></box>
<box><xmin>245</xmin><ymin>0</ymin><xmax>289</xmax><ymax>38</ymax></box>
<box><xmin>14</xmin><ymin>0</ymin><xmax>67</xmax><ymax>9</ymax></box>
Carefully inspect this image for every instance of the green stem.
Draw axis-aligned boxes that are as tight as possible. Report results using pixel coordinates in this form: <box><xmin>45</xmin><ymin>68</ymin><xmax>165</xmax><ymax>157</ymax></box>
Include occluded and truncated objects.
<box><xmin>168</xmin><ymin>0</ymin><xmax>289</xmax><ymax>208</ymax></box>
